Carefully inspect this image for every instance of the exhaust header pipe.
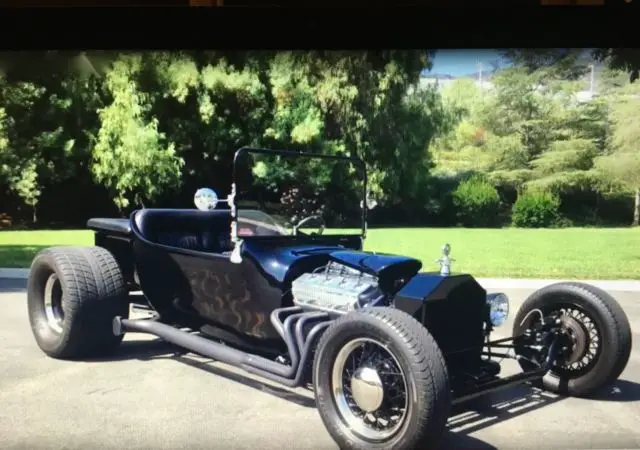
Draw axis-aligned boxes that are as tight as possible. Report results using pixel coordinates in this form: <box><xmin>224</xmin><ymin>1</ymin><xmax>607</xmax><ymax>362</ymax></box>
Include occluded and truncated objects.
<box><xmin>112</xmin><ymin>311</ymin><xmax>330</xmax><ymax>388</ymax></box>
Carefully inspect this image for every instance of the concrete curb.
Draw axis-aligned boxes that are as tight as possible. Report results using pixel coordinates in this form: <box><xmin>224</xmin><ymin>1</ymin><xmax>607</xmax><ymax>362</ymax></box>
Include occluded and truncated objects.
<box><xmin>2</xmin><ymin>267</ymin><xmax>639</xmax><ymax>292</ymax></box>
<box><xmin>0</xmin><ymin>268</ymin><xmax>29</xmax><ymax>279</ymax></box>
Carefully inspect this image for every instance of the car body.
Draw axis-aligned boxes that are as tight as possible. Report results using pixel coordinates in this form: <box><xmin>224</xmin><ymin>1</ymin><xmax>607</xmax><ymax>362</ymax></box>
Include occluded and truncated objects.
<box><xmin>27</xmin><ymin>147</ymin><xmax>633</xmax><ymax>450</ymax></box>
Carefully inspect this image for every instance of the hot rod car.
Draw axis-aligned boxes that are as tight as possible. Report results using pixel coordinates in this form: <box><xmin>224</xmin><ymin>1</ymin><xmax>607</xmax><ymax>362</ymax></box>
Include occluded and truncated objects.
<box><xmin>27</xmin><ymin>148</ymin><xmax>632</xmax><ymax>449</ymax></box>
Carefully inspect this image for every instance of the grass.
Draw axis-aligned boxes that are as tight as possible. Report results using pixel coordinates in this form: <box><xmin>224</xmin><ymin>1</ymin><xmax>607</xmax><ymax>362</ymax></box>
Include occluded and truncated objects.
<box><xmin>0</xmin><ymin>227</ymin><xmax>638</xmax><ymax>279</ymax></box>
<box><xmin>0</xmin><ymin>230</ymin><xmax>93</xmax><ymax>269</ymax></box>
<box><xmin>363</xmin><ymin>227</ymin><xmax>640</xmax><ymax>280</ymax></box>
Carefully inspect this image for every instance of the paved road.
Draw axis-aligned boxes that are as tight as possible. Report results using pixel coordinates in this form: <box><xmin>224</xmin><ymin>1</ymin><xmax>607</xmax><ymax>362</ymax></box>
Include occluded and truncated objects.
<box><xmin>1</xmin><ymin>279</ymin><xmax>639</xmax><ymax>450</ymax></box>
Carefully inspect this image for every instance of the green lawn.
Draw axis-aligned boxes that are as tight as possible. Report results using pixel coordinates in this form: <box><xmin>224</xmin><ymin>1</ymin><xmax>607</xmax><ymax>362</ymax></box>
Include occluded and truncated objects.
<box><xmin>0</xmin><ymin>230</ymin><xmax>94</xmax><ymax>269</ymax></box>
<box><xmin>1</xmin><ymin>228</ymin><xmax>639</xmax><ymax>279</ymax></box>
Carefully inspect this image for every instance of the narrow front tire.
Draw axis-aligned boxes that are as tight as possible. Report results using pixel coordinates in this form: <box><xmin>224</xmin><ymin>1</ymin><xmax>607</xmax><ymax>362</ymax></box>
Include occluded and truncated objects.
<box><xmin>513</xmin><ymin>282</ymin><xmax>632</xmax><ymax>397</ymax></box>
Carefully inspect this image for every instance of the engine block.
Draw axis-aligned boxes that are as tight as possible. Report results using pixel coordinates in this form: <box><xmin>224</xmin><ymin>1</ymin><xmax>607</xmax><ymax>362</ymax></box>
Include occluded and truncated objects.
<box><xmin>291</xmin><ymin>262</ymin><xmax>384</xmax><ymax>313</ymax></box>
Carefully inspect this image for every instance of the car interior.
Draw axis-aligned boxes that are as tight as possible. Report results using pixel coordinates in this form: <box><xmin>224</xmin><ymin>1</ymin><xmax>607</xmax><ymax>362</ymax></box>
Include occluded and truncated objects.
<box><xmin>132</xmin><ymin>209</ymin><xmax>235</xmax><ymax>254</ymax></box>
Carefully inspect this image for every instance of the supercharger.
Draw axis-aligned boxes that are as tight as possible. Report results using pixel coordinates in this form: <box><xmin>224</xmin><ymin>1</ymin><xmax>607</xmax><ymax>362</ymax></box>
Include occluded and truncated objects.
<box><xmin>291</xmin><ymin>261</ymin><xmax>385</xmax><ymax>313</ymax></box>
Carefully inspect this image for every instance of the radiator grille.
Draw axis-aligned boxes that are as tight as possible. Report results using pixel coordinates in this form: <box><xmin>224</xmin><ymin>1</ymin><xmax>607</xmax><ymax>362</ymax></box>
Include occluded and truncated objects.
<box><xmin>421</xmin><ymin>281</ymin><xmax>488</xmax><ymax>368</ymax></box>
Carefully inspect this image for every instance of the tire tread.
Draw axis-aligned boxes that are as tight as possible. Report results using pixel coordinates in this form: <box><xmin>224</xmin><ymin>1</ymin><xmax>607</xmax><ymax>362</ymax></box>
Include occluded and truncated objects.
<box><xmin>27</xmin><ymin>246</ymin><xmax>128</xmax><ymax>359</ymax></box>
<box><xmin>512</xmin><ymin>281</ymin><xmax>632</xmax><ymax>396</ymax></box>
<box><xmin>313</xmin><ymin>307</ymin><xmax>451</xmax><ymax>450</ymax></box>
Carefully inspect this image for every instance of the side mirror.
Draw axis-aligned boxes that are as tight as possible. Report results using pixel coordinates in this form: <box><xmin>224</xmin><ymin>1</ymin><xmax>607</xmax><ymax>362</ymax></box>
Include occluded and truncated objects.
<box><xmin>194</xmin><ymin>188</ymin><xmax>219</xmax><ymax>211</ymax></box>
<box><xmin>360</xmin><ymin>196</ymin><xmax>378</xmax><ymax>210</ymax></box>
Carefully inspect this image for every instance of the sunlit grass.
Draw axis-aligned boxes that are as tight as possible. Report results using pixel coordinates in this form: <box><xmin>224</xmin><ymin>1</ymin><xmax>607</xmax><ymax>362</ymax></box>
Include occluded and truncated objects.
<box><xmin>1</xmin><ymin>227</ymin><xmax>638</xmax><ymax>279</ymax></box>
<box><xmin>0</xmin><ymin>230</ymin><xmax>93</xmax><ymax>268</ymax></box>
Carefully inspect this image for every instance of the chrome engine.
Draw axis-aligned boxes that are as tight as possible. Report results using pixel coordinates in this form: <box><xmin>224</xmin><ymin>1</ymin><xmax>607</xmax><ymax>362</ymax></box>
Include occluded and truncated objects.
<box><xmin>291</xmin><ymin>261</ymin><xmax>385</xmax><ymax>313</ymax></box>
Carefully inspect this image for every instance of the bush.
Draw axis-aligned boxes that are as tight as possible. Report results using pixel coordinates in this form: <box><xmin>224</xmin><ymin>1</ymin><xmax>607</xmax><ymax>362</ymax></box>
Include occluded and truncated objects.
<box><xmin>452</xmin><ymin>176</ymin><xmax>501</xmax><ymax>227</ymax></box>
<box><xmin>511</xmin><ymin>190</ymin><xmax>561</xmax><ymax>228</ymax></box>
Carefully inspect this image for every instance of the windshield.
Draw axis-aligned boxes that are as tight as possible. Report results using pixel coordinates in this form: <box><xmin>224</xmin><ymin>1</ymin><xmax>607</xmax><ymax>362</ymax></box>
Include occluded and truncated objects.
<box><xmin>236</xmin><ymin>209</ymin><xmax>290</xmax><ymax>237</ymax></box>
<box><xmin>233</xmin><ymin>148</ymin><xmax>366</xmax><ymax>238</ymax></box>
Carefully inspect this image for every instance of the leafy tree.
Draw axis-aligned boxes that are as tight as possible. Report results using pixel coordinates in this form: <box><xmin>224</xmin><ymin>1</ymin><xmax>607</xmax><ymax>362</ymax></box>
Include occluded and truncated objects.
<box><xmin>433</xmin><ymin>65</ymin><xmax>608</xmax><ymax>202</ymax></box>
<box><xmin>503</xmin><ymin>48</ymin><xmax>640</xmax><ymax>83</ymax></box>
<box><xmin>92</xmin><ymin>55</ymin><xmax>184</xmax><ymax>212</ymax></box>
<box><xmin>594</xmin><ymin>81</ymin><xmax>640</xmax><ymax>226</ymax></box>
<box><xmin>431</xmin><ymin>80</ymin><xmax>493</xmax><ymax>176</ymax></box>
<box><xmin>439</xmin><ymin>78</ymin><xmax>483</xmax><ymax>120</ymax></box>
<box><xmin>500</xmin><ymin>49</ymin><xmax>590</xmax><ymax>80</ymax></box>
<box><xmin>247</xmin><ymin>51</ymin><xmax>446</xmax><ymax>215</ymax></box>
<box><xmin>592</xmin><ymin>49</ymin><xmax>640</xmax><ymax>83</ymax></box>
<box><xmin>0</xmin><ymin>77</ymin><xmax>46</xmax><ymax>222</ymax></box>
<box><xmin>0</xmin><ymin>51</ymin><xmax>118</xmax><ymax>222</ymax></box>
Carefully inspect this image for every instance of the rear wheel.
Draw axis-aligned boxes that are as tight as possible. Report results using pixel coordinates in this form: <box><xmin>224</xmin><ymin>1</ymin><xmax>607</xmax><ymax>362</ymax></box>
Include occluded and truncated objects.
<box><xmin>27</xmin><ymin>246</ymin><xmax>129</xmax><ymax>359</ymax></box>
<box><xmin>313</xmin><ymin>307</ymin><xmax>451</xmax><ymax>450</ymax></box>
<box><xmin>513</xmin><ymin>282</ymin><xmax>632</xmax><ymax>397</ymax></box>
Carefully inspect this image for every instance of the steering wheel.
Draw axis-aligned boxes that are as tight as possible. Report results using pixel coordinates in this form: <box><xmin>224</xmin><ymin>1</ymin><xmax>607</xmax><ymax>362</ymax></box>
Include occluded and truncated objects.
<box><xmin>293</xmin><ymin>215</ymin><xmax>325</xmax><ymax>236</ymax></box>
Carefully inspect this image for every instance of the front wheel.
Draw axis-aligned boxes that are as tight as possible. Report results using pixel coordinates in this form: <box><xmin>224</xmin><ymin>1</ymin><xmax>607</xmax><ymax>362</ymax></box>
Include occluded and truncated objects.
<box><xmin>312</xmin><ymin>307</ymin><xmax>451</xmax><ymax>450</ymax></box>
<box><xmin>513</xmin><ymin>282</ymin><xmax>632</xmax><ymax>397</ymax></box>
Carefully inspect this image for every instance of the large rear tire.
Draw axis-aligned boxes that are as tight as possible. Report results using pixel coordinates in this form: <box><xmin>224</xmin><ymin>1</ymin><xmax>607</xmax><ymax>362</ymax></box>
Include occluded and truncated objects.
<box><xmin>27</xmin><ymin>246</ymin><xmax>129</xmax><ymax>359</ymax></box>
<box><xmin>513</xmin><ymin>282</ymin><xmax>632</xmax><ymax>397</ymax></box>
<box><xmin>312</xmin><ymin>307</ymin><xmax>451</xmax><ymax>450</ymax></box>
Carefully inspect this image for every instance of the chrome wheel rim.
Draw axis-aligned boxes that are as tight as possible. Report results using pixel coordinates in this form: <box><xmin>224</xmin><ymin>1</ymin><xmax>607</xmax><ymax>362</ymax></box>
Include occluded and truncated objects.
<box><xmin>331</xmin><ymin>337</ymin><xmax>409</xmax><ymax>442</ymax></box>
<box><xmin>43</xmin><ymin>273</ymin><xmax>64</xmax><ymax>333</ymax></box>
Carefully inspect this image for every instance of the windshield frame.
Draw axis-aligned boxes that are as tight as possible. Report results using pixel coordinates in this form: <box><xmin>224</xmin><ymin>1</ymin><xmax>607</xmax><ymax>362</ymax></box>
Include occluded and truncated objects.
<box><xmin>231</xmin><ymin>147</ymin><xmax>368</xmax><ymax>240</ymax></box>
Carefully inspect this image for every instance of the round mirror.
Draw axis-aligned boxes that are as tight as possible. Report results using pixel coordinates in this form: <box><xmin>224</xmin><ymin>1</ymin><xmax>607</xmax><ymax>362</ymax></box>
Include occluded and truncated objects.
<box><xmin>194</xmin><ymin>187</ymin><xmax>219</xmax><ymax>211</ymax></box>
<box><xmin>360</xmin><ymin>196</ymin><xmax>378</xmax><ymax>210</ymax></box>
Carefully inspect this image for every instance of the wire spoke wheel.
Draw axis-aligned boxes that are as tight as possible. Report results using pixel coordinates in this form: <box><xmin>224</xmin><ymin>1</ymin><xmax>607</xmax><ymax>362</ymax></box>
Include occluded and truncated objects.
<box><xmin>331</xmin><ymin>337</ymin><xmax>409</xmax><ymax>442</ymax></box>
<box><xmin>554</xmin><ymin>306</ymin><xmax>602</xmax><ymax>378</ymax></box>
<box><xmin>512</xmin><ymin>282</ymin><xmax>632</xmax><ymax>397</ymax></box>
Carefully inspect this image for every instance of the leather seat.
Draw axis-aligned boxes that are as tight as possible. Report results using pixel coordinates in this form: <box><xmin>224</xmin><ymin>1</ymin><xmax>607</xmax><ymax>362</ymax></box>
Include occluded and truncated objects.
<box><xmin>132</xmin><ymin>209</ymin><xmax>233</xmax><ymax>254</ymax></box>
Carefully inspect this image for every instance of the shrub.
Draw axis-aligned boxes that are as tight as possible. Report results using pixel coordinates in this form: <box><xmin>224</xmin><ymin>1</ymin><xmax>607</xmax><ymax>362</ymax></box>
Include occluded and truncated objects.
<box><xmin>511</xmin><ymin>190</ymin><xmax>561</xmax><ymax>228</ymax></box>
<box><xmin>452</xmin><ymin>176</ymin><xmax>501</xmax><ymax>227</ymax></box>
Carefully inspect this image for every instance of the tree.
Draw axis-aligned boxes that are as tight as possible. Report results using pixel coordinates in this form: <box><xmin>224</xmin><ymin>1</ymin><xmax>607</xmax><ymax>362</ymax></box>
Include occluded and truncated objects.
<box><xmin>594</xmin><ymin>82</ymin><xmax>640</xmax><ymax>226</ymax></box>
<box><xmin>0</xmin><ymin>52</ymin><xmax>113</xmax><ymax>222</ymax></box>
<box><xmin>500</xmin><ymin>49</ymin><xmax>590</xmax><ymax>80</ymax></box>
<box><xmin>431</xmin><ymin>65</ymin><xmax>608</xmax><ymax>201</ymax></box>
<box><xmin>430</xmin><ymin>79</ymin><xmax>493</xmax><ymax>175</ymax></box>
<box><xmin>502</xmin><ymin>48</ymin><xmax>640</xmax><ymax>83</ymax></box>
<box><xmin>246</xmin><ymin>51</ymin><xmax>446</xmax><ymax>213</ymax></box>
<box><xmin>0</xmin><ymin>50</ymin><xmax>453</xmax><ymax>225</ymax></box>
<box><xmin>92</xmin><ymin>55</ymin><xmax>184</xmax><ymax>212</ymax></box>
<box><xmin>592</xmin><ymin>49</ymin><xmax>640</xmax><ymax>83</ymax></box>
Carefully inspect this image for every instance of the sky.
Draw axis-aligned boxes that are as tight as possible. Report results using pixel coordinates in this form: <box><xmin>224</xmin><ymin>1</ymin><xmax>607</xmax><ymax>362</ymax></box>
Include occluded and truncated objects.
<box><xmin>428</xmin><ymin>49</ymin><xmax>511</xmax><ymax>77</ymax></box>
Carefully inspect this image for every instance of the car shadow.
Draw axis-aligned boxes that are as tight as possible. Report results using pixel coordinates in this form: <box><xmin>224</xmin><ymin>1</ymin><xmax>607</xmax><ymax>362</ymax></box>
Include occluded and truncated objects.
<box><xmin>85</xmin><ymin>337</ymin><xmax>640</xmax><ymax>449</ymax></box>
<box><xmin>443</xmin><ymin>385</ymin><xmax>564</xmax><ymax>441</ymax></box>
<box><xmin>91</xmin><ymin>338</ymin><xmax>318</xmax><ymax>408</ymax></box>
<box><xmin>589</xmin><ymin>379</ymin><xmax>640</xmax><ymax>402</ymax></box>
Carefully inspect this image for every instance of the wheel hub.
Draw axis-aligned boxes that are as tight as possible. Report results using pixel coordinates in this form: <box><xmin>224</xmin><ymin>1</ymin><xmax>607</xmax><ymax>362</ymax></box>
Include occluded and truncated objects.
<box><xmin>560</xmin><ymin>314</ymin><xmax>589</xmax><ymax>365</ymax></box>
<box><xmin>350</xmin><ymin>367</ymin><xmax>384</xmax><ymax>412</ymax></box>
<box><xmin>43</xmin><ymin>273</ymin><xmax>64</xmax><ymax>333</ymax></box>
<box><xmin>331</xmin><ymin>337</ymin><xmax>409</xmax><ymax>441</ymax></box>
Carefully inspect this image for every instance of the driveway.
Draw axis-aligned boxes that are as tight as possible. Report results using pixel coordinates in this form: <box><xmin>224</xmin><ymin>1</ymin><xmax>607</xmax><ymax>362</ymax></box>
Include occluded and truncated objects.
<box><xmin>1</xmin><ymin>279</ymin><xmax>639</xmax><ymax>449</ymax></box>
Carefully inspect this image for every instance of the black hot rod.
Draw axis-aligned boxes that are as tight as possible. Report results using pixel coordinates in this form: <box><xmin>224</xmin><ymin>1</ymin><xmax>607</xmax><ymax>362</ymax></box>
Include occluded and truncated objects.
<box><xmin>26</xmin><ymin>148</ymin><xmax>632</xmax><ymax>449</ymax></box>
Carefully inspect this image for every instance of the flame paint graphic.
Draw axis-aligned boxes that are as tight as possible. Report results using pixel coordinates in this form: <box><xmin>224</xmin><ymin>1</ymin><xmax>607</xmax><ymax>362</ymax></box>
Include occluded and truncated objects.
<box><xmin>188</xmin><ymin>268</ymin><xmax>268</xmax><ymax>338</ymax></box>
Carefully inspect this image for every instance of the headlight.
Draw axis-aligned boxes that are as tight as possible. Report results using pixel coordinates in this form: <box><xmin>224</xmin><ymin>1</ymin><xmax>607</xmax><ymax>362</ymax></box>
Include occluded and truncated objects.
<box><xmin>486</xmin><ymin>292</ymin><xmax>509</xmax><ymax>327</ymax></box>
